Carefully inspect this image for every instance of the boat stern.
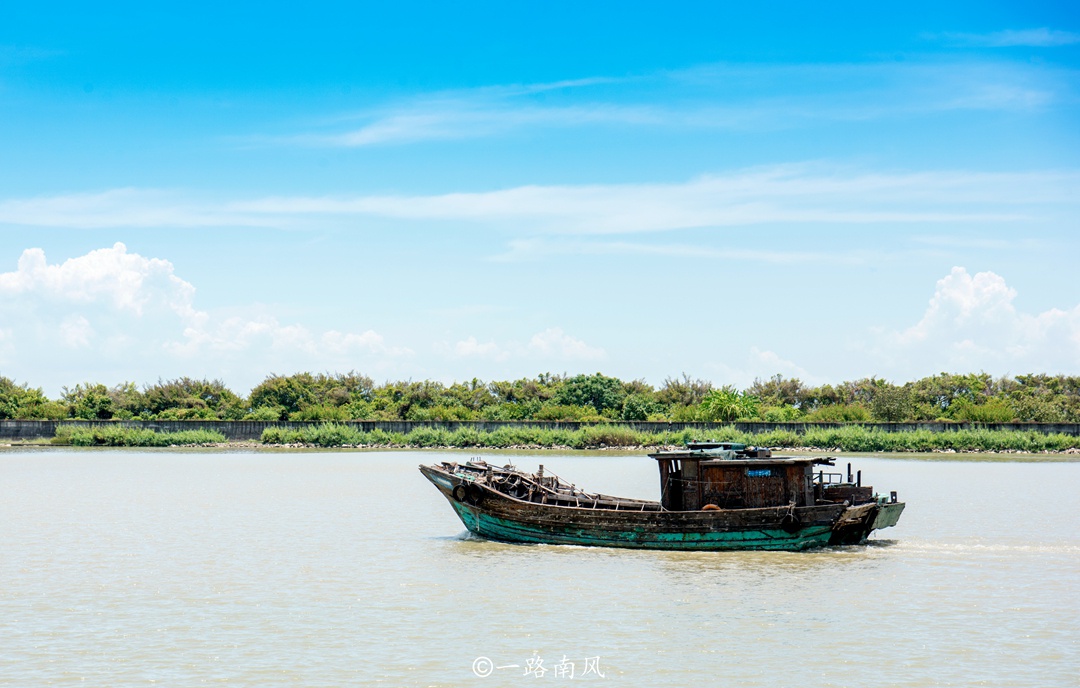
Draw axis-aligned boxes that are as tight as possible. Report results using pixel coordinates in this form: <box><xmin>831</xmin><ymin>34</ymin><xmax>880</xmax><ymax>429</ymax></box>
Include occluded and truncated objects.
<box><xmin>829</xmin><ymin>498</ymin><xmax>906</xmax><ymax>545</ymax></box>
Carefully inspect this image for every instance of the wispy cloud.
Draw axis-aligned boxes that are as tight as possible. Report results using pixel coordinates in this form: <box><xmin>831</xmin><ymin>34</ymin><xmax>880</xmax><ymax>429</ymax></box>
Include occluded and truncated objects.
<box><xmin>1</xmin><ymin>166</ymin><xmax>1075</xmax><ymax>237</ymax></box>
<box><xmin>295</xmin><ymin>103</ymin><xmax>662</xmax><ymax>147</ymax></box>
<box><xmin>929</xmin><ymin>28</ymin><xmax>1080</xmax><ymax>48</ymax></box>
<box><xmin>911</xmin><ymin>235</ymin><xmax>1045</xmax><ymax>251</ymax></box>
<box><xmin>489</xmin><ymin>238</ymin><xmax>874</xmax><ymax>265</ymax></box>
<box><xmin>258</xmin><ymin>59</ymin><xmax>1071</xmax><ymax>148</ymax></box>
<box><xmin>0</xmin><ymin>188</ymin><xmax>278</xmax><ymax>229</ymax></box>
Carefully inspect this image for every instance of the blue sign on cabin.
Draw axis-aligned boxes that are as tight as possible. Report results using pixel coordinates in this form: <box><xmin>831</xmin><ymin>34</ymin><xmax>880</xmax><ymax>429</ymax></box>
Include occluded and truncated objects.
<box><xmin>746</xmin><ymin>468</ymin><xmax>772</xmax><ymax>478</ymax></box>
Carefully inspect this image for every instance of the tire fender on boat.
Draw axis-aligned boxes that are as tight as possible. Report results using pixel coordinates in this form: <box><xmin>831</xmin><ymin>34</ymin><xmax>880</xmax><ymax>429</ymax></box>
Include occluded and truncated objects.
<box><xmin>467</xmin><ymin>483</ymin><xmax>485</xmax><ymax>505</ymax></box>
<box><xmin>780</xmin><ymin>513</ymin><xmax>802</xmax><ymax>534</ymax></box>
<box><xmin>453</xmin><ymin>485</ymin><xmax>469</xmax><ymax>502</ymax></box>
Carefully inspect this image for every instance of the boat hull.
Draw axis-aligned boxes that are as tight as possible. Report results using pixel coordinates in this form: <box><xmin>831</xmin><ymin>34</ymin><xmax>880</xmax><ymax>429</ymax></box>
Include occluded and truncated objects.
<box><xmin>825</xmin><ymin>499</ymin><xmax>907</xmax><ymax>545</ymax></box>
<box><xmin>421</xmin><ymin>465</ymin><xmax>850</xmax><ymax>552</ymax></box>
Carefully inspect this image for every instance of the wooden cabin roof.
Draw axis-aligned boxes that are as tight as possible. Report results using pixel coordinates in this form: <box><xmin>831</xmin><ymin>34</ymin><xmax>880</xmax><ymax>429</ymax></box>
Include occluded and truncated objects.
<box><xmin>647</xmin><ymin>451</ymin><xmax>832</xmax><ymax>466</ymax></box>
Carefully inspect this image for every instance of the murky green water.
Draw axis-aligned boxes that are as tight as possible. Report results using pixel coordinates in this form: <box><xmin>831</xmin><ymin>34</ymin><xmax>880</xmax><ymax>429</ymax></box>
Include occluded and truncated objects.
<box><xmin>1</xmin><ymin>449</ymin><xmax>1077</xmax><ymax>686</ymax></box>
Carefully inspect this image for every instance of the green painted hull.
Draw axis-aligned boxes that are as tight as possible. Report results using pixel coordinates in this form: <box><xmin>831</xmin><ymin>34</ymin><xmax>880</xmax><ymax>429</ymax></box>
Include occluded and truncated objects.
<box><xmin>450</xmin><ymin>500</ymin><xmax>835</xmax><ymax>551</ymax></box>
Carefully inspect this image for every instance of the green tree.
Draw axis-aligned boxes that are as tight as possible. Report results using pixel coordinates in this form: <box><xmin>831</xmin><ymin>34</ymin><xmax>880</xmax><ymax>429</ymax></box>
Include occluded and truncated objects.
<box><xmin>621</xmin><ymin>393</ymin><xmax>658</xmax><ymax>421</ymax></box>
<box><xmin>748</xmin><ymin>375</ymin><xmax>806</xmax><ymax>408</ymax></box>
<box><xmin>868</xmin><ymin>381</ymin><xmax>915</xmax><ymax>422</ymax></box>
<box><xmin>249</xmin><ymin>373</ymin><xmax>318</xmax><ymax>418</ymax></box>
<box><xmin>656</xmin><ymin>374</ymin><xmax>713</xmax><ymax>407</ymax></box>
<box><xmin>0</xmin><ymin>376</ymin><xmax>66</xmax><ymax>419</ymax></box>
<box><xmin>62</xmin><ymin>383</ymin><xmax>115</xmax><ymax>420</ymax></box>
<box><xmin>554</xmin><ymin>373</ymin><xmax>627</xmax><ymax>415</ymax></box>
<box><xmin>142</xmin><ymin>378</ymin><xmax>243</xmax><ymax>419</ymax></box>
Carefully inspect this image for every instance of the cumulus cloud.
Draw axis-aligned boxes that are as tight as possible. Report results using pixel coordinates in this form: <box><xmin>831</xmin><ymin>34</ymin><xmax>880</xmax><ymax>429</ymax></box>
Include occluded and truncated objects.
<box><xmin>0</xmin><ymin>245</ymin><xmax>410</xmax><ymax>392</ymax></box>
<box><xmin>0</xmin><ymin>242</ymin><xmax>197</xmax><ymax>318</ymax></box>
<box><xmin>878</xmin><ymin>267</ymin><xmax>1080</xmax><ymax>374</ymax></box>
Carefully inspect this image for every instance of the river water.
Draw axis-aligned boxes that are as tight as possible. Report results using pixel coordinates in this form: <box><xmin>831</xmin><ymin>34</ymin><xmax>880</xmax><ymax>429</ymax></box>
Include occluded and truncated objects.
<box><xmin>1</xmin><ymin>449</ymin><xmax>1077</xmax><ymax>687</ymax></box>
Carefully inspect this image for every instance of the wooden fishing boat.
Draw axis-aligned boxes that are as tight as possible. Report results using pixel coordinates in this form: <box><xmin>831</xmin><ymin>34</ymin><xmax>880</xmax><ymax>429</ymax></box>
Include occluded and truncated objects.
<box><xmin>419</xmin><ymin>443</ymin><xmax>905</xmax><ymax>551</ymax></box>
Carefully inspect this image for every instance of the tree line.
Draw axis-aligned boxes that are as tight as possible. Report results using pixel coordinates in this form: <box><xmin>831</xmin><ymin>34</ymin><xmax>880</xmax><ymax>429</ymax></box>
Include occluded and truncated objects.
<box><xmin>1</xmin><ymin>371</ymin><xmax>1078</xmax><ymax>423</ymax></box>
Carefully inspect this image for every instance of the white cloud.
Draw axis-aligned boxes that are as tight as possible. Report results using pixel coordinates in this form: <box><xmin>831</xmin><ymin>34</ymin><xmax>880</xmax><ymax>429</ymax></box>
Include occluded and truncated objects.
<box><xmin>877</xmin><ymin>267</ymin><xmax>1080</xmax><ymax>374</ymax></box>
<box><xmin>2</xmin><ymin>166</ymin><xmax>1074</xmax><ymax>236</ymax></box>
<box><xmin>438</xmin><ymin>328</ymin><xmax>605</xmax><ymax>363</ymax></box>
<box><xmin>450</xmin><ymin>336</ymin><xmax>505</xmax><ymax>360</ymax></box>
<box><xmin>933</xmin><ymin>28</ymin><xmax>1080</xmax><ymax>48</ymax></box>
<box><xmin>225</xmin><ymin>167</ymin><xmax>1074</xmax><ymax>235</ymax></box>
<box><xmin>527</xmin><ymin>327</ymin><xmax>606</xmax><ymax>361</ymax></box>
<box><xmin>261</xmin><ymin>59</ymin><xmax>1069</xmax><ymax>148</ymax></box>
<box><xmin>0</xmin><ymin>245</ymin><xmax>411</xmax><ymax>392</ymax></box>
<box><xmin>301</xmin><ymin>103</ymin><xmax>662</xmax><ymax>147</ymax></box>
<box><xmin>899</xmin><ymin>267</ymin><xmax>1017</xmax><ymax>344</ymax></box>
<box><xmin>911</xmin><ymin>235</ymin><xmax>1040</xmax><ymax>250</ymax></box>
<box><xmin>0</xmin><ymin>242</ymin><xmax>197</xmax><ymax>318</ymax></box>
<box><xmin>492</xmin><ymin>237</ymin><xmax>871</xmax><ymax>264</ymax></box>
<box><xmin>322</xmin><ymin>329</ymin><xmax>411</xmax><ymax>356</ymax></box>
<box><xmin>0</xmin><ymin>189</ymin><xmax>274</xmax><ymax>230</ymax></box>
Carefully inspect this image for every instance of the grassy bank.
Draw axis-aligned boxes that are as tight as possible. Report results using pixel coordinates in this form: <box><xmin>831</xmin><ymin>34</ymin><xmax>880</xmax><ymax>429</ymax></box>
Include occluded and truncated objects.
<box><xmin>259</xmin><ymin>423</ymin><xmax>1080</xmax><ymax>453</ymax></box>
<box><xmin>52</xmin><ymin>425</ymin><xmax>226</xmax><ymax>447</ymax></box>
<box><xmin>39</xmin><ymin>422</ymin><xmax>1080</xmax><ymax>452</ymax></box>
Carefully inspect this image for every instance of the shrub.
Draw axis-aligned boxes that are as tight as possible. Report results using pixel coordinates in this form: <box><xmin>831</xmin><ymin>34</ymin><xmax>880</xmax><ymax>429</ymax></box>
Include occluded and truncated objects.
<box><xmin>52</xmin><ymin>424</ymin><xmax>225</xmax><ymax>447</ymax></box>
<box><xmin>246</xmin><ymin>406</ymin><xmax>286</xmax><ymax>421</ymax></box>
<box><xmin>949</xmin><ymin>398</ymin><xmax>1015</xmax><ymax>423</ymax></box>
<box><xmin>260</xmin><ymin>426</ymin><xmax>297</xmax><ymax>444</ymax></box>
<box><xmin>578</xmin><ymin>424</ymin><xmax>639</xmax><ymax>448</ymax></box>
<box><xmin>406</xmin><ymin>426</ymin><xmax>452</xmax><ymax>447</ymax></box>
<box><xmin>761</xmin><ymin>405</ymin><xmax>803</xmax><ymax>422</ymax></box>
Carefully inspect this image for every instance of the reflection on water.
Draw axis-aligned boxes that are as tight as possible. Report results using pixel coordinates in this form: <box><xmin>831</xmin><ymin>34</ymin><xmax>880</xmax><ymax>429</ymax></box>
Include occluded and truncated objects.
<box><xmin>1</xmin><ymin>448</ymin><xmax>1077</xmax><ymax>687</ymax></box>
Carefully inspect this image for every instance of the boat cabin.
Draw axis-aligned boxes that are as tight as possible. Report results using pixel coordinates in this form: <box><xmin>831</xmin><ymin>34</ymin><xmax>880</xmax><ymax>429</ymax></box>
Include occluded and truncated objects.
<box><xmin>649</xmin><ymin>442</ymin><xmax>871</xmax><ymax>511</ymax></box>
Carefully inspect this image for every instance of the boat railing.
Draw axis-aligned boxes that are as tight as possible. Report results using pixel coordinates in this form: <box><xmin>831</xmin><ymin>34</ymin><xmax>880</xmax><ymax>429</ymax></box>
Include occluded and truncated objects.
<box><xmin>815</xmin><ymin>471</ymin><xmax>845</xmax><ymax>485</ymax></box>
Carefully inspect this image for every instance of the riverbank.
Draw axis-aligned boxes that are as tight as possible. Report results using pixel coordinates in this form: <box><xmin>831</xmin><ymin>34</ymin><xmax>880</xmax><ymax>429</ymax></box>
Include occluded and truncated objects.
<box><xmin>15</xmin><ymin>422</ymin><xmax>1080</xmax><ymax>457</ymax></box>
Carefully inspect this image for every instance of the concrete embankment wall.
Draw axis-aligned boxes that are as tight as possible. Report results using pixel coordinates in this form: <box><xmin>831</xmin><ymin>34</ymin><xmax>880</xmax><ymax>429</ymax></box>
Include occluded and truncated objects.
<box><xmin>2</xmin><ymin>419</ymin><xmax>1079</xmax><ymax>441</ymax></box>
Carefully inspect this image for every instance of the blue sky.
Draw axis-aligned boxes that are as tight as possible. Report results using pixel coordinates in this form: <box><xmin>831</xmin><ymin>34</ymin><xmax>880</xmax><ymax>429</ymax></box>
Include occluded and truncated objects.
<box><xmin>1</xmin><ymin>1</ymin><xmax>1078</xmax><ymax>396</ymax></box>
